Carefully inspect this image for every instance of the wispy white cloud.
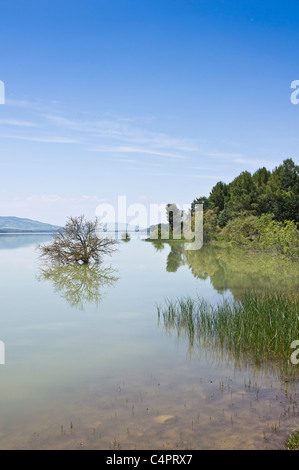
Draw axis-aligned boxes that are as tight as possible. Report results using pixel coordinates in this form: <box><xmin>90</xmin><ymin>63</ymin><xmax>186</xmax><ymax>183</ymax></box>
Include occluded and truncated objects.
<box><xmin>5</xmin><ymin>98</ymin><xmax>34</xmax><ymax>108</ymax></box>
<box><xmin>112</xmin><ymin>158</ymin><xmax>142</xmax><ymax>164</ymax></box>
<box><xmin>0</xmin><ymin>134</ymin><xmax>80</xmax><ymax>144</ymax></box>
<box><xmin>44</xmin><ymin>114</ymin><xmax>130</xmax><ymax>137</ymax></box>
<box><xmin>2</xmin><ymin>101</ymin><xmax>273</xmax><ymax>179</ymax></box>
<box><xmin>6</xmin><ymin>97</ymin><xmax>63</xmax><ymax>111</ymax></box>
<box><xmin>88</xmin><ymin>145</ymin><xmax>188</xmax><ymax>159</ymax></box>
<box><xmin>232</xmin><ymin>157</ymin><xmax>278</xmax><ymax>168</ymax></box>
<box><xmin>112</xmin><ymin>158</ymin><xmax>164</xmax><ymax>167</ymax></box>
<box><xmin>0</xmin><ymin>119</ymin><xmax>37</xmax><ymax>127</ymax></box>
<box><xmin>203</xmin><ymin>151</ymin><xmax>277</xmax><ymax>169</ymax></box>
<box><xmin>25</xmin><ymin>194</ymin><xmax>64</xmax><ymax>203</ymax></box>
<box><xmin>206</xmin><ymin>152</ymin><xmax>245</xmax><ymax>159</ymax></box>
<box><xmin>24</xmin><ymin>194</ymin><xmax>106</xmax><ymax>204</ymax></box>
<box><xmin>187</xmin><ymin>174</ymin><xmax>230</xmax><ymax>179</ymax></box>
<box><xmin>44</xmin><ymin>114</ymin><xmax>202</xmax><ymax>154</ymax></box>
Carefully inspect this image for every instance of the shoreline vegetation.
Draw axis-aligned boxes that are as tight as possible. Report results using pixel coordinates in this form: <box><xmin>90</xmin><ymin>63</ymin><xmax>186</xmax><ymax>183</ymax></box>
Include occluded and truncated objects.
<box><xmin>146</xmin><ymin>158</ymin><xmax>299</xmax><ymax>262</ymax></box>
<box><xmin>157</xmin><ymin>291</ymin><xmax>299</xmax><ymax>374</ymax></box>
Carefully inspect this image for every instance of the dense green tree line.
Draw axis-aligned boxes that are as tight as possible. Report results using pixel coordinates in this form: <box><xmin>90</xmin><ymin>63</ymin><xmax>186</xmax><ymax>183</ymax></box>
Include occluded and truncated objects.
<box><xmin>158</xmin><ymin>158</ymin><xmax>298</xmax><ymax>258</ymax></box>
<box><xmin>191</xmin><ymin>158</ymin><xmax>299</xmax><ymax>226</ymax></box>
<box><xmin>190</xmin><ymin>158</ymin><xmax>299</xmax><ymax>259</ymax></box>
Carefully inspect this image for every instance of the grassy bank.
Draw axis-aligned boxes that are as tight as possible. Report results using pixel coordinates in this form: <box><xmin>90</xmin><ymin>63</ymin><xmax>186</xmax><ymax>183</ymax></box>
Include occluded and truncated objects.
<box><xmin>157</xmin><ymin>291</ymin><xmax>299</xmax><ymax>370</ymax></box>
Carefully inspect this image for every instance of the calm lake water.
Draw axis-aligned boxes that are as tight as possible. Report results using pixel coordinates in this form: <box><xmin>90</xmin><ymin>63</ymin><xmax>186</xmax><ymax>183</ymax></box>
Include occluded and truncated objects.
<box><xmin>0</xmin><ymin>234</ymin><xmax>298</xmax><ymax>450</ymax></box>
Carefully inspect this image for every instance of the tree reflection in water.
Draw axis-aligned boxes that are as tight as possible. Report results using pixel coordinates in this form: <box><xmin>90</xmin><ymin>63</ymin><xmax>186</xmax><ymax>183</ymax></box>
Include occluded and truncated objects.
<box><xmin>37</xmin><ymin>264</ymin><xmax>119</xmax><ymax>309</ymax></box>
<box><xmin>152</xmin><ymin>242</ymin><xmax>299</xmax><ymax>300</ymax></box>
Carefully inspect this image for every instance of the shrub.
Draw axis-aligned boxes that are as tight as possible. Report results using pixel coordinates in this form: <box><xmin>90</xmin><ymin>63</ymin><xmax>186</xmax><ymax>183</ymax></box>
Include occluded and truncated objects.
<box><xmin>221</xmin><ymin>215</ymin><xmax>260</xmax><ymax>245</ymax></box>
<box><xmin>259</xmin><ymin>219</ymin><xmax>299</xmax><ymax>261</ymax></box>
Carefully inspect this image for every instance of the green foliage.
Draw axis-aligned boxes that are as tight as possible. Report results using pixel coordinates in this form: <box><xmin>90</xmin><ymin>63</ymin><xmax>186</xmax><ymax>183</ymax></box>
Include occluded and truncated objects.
<box><xmin>252</xmin><ymin>166</ymin><xmax>271</xmax><ymax>187</ymax></box>
<box><xmin>192</xmin><ymin>158</ymin><xmax>298</xmax><ymax>224</ymax></box>
<box><xmin>227</xmin><ymin>171</ymin><xmax>257</xmax><ymax>214</ymax></box>
<box><xmin>190</xmin><ymin>196</ymin><xmax>209</xmax><ymax>217</ymax></box>
<box><xmin>190</xmin><ymin>158</ymin><xmax>299</xmax><ymax>256</ymax></box>
<box><xmin>203</xmin><ymin>209</ymin><xmax>219</xmax><ymax>242</ymax></box>
<box><xmin>259</xmin><ymin>219</ymin><xmax>299</xmax><ymax>260</ymax></box>
<box><xmin>121</xmin><ymin>232</ymin><xmax>131</xmax><ymax>242</ymax></box>
<box><xmin>285</xmin><ymin>429</ymin><xmax>299</xmax><ymax>450</ymax></box>
<box><xmin>208</xmin><ymin>181</ymin><xmax>228</xmax><ymax>214</ymax></box>
<box><xmin>219</xmin><ymin>213</ymin><xmax>299</xmax><ymax>259</ymax></box>
<box><xmin>150</xmin><ymin>225</ymin><xmax>176</xmax><ymax>240</ymax></box>
<box><xmin>217</xmin><ymin>206</ymin><xmax>232</xmax><ymax>228</ymax></box>
<box><xmin>166</xmin><ymin>243</ymin><xmax>184</xmax><ymax>272</ymax></box>
<box><xmin>265</xmin><ymin>159</ymin><xmax>299</xmax><ymax>223</ymax></box>
<box><xmin>158</xmin><ymin>291</ymin><xmax>299</xmax><ymax>369</ymax></box>
<box><xmin>166</xmin><ymin>203</ymin><xmax>183</xmax><ymax>235</ymax></box>
<box><xmin>191</xmin><ymin>208</ymin><xmax>218</xmax><ymax>242</ymax></box>
<box><xmin>221</xmin><ymin>214</ymin><xmax>261</xmax><ymax>245</ymax></box>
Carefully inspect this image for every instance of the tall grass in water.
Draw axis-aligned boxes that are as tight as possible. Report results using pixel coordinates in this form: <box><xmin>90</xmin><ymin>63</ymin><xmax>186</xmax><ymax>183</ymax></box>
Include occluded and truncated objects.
<box><xmin>157</xmin><ymin>291</ymin><xmax>299</xmax><ymax>367</ymax></box>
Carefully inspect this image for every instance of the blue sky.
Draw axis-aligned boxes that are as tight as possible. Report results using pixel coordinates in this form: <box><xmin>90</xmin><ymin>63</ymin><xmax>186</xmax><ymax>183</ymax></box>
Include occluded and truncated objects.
<box><xmin>0</xmin><ymin>0</ymin><xmax>298</xmax><ymax>225</ymax></box>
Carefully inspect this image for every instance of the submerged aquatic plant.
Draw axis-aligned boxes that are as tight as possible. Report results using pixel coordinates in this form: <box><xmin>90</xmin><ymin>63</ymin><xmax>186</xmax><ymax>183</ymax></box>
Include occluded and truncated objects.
<box><xmin>157</xmin><ymin>291</ymin><xmax>299</xmax><ymax>371</ymax></box>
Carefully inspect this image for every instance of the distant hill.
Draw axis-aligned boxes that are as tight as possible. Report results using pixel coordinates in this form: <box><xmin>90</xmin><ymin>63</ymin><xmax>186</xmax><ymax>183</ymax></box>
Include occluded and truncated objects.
<box><xmin>0</xmin><ymin>217</ymin><xmax>61</xmax><ymax>233</ymax></box>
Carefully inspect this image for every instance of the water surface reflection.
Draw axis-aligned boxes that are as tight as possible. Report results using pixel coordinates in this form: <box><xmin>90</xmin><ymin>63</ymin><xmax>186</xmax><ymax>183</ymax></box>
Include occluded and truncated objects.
<box><xmin>37</xmin><ymin>264</ymin><xmax>119</xmax><ymax>309</ymax></box>
<box><xmin>152</xmin><ymin>241</ymin><xmax>299</xmax><ymax>299</ymax></box>
<box><xmin>0</xmin><ymin>236</ymin><xmax>298</xmax><ymax>450</ymax></box>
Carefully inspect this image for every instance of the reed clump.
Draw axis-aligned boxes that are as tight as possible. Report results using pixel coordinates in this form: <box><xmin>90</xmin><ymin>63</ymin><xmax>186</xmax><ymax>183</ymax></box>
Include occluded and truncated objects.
<box><xmin>157</xmin><ymin>291</ymin><xmax>299</xmax><ymax>366</ymax></box>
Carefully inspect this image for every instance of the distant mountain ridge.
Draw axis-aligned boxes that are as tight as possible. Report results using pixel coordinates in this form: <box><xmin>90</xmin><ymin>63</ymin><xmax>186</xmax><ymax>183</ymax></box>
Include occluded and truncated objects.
<box><xmin>0</xmin><ymin>216</ymin><xmax>61</xmax><ymax>233</ymax></box>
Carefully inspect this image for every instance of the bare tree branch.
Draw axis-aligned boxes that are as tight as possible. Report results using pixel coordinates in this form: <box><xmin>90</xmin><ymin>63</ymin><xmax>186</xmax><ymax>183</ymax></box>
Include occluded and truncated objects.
<box><xmin>38</xmin><ymin>215</ymin><xmax>118</xmax><ymax>265</ymax></box>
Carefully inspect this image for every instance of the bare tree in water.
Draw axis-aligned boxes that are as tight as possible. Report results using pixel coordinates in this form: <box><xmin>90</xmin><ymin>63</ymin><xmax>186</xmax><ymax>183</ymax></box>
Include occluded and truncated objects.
<box><xmin>38</xmin><ymin>215</ymin><xmax>118</xmax><ymax>265</ymax></box>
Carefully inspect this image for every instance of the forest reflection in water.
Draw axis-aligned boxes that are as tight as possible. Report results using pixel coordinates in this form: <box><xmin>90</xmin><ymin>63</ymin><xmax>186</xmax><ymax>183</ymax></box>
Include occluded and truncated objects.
<box><xmin>153</xmin><ymin>240</ymin><xmax>299</xmax><ymax>381</ymax></box>
<box><xmin>150</xmin><ymin>241</ymin><xmax>299</xmax><ymax>300</ymax></box>
<box><xmin>37</xmin><ymin>263</ymin><xmax>119</xmax><ymax>309</ymax></box>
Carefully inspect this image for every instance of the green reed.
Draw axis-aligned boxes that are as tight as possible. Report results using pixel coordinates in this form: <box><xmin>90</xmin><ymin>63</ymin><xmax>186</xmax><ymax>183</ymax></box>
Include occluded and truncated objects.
<box><xmin>157</xmin><ymin>291</ymin><xmax>299</xmax><ymax>365</ymax></box>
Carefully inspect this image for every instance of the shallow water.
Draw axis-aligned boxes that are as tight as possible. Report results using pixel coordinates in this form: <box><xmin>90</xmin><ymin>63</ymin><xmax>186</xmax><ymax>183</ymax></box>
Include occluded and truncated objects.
<box><xmin>0</xmin><ymin>234</ymin><xmax>298</xmax><ymax>450</ymax></box>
